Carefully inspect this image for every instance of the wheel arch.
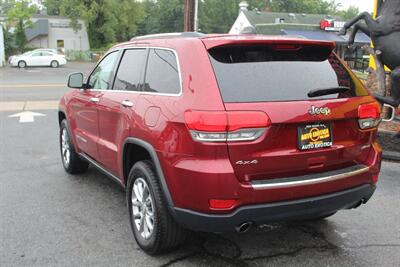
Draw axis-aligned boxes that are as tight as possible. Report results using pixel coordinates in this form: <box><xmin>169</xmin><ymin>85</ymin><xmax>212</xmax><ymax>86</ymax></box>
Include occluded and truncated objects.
<box><xmin>122</xmin><ymin>138</ymin><xmax>174</xmax><ymax>208</ymax></box>
<box><xmin>58</xmin><ymin>110</ymin><xmax>66</xmax><ymax>125</ymax></box>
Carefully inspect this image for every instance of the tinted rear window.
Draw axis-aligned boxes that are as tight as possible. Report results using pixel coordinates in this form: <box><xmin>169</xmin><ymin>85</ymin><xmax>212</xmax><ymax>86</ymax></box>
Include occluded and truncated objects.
<box><xmin>209</xmin><ymin>45</ymin><xmax>368</xmax><ymax>103</ymax></box>
<box><xmin>143</xmin><ymin>49</ymin><xmax>181</xmax><ymax>94</ymax></box>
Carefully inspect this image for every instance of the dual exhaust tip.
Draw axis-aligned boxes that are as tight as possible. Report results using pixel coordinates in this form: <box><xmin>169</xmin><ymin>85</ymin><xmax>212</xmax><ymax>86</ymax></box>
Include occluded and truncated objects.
<box><xmin>235</xmin><ymin>221</ymin><xmax>252</xmax><ymax>233</ymax></box>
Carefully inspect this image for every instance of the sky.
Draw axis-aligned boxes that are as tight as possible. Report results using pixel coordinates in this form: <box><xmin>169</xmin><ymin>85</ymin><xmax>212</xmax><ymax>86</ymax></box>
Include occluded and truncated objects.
<box><xmin>336</xmin><ymin>0</ymin><xmax>375</xmax><ymax>12</ymax></box>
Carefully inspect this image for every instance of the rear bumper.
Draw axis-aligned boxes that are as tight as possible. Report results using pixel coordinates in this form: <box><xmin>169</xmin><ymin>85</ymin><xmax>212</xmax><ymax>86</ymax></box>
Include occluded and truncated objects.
<box><xmin>171</xmin><ymin>184</ymin><xmax>375</xmax><ymax>232</ymax></box>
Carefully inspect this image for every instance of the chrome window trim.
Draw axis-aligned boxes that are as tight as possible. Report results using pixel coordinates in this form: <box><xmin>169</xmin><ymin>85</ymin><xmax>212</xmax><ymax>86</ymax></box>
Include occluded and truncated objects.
<box><xmin>85</xmin><ymin>46</ymin><xmax>183</xmax><ymax>97</ymax></box>
<box><xmin>251</xmin><ymin>165</ymin><xmax>370</xmax><ymax>190</ymax></box>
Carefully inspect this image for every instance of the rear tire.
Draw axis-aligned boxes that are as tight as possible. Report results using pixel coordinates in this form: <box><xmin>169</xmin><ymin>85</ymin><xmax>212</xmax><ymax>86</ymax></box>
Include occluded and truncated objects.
<box><xmin>59</xmin><ymin>119</ymin><xmax>89</xmax><ymax>174</ymax></box>
<box><xmin>18</xmin><ymin>61</ymin><xmax>26</xmax><ymax>68</ymax></box>
<box><xmin>127</xmin><ymin>160</ymin><xmax>186</xmax><ymax>255</ymax></box>
<box><xmin>51</xmin><ymin>60</ymin><xmax>59</xmax><ymax>68</ymax></box>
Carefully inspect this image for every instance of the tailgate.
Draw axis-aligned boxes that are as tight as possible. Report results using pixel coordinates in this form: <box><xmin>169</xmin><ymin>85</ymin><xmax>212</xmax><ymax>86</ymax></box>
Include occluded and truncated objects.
<box><xmin>206</xmin><ymin>40</ymin><xmax>378</xmax><ymax>182</ymax></box>
<box><xmin>224</xmin><ymin>97</ymin><xmax>377</xmax><ymax>182</ymax></box>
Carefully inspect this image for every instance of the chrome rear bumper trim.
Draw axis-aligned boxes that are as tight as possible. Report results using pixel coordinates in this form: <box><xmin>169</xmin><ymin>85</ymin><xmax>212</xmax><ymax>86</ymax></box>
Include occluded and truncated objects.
<box><xmin>251</xmin><ymin>165</ymin><xmax>370</xmax><ymax>190</ymax></box>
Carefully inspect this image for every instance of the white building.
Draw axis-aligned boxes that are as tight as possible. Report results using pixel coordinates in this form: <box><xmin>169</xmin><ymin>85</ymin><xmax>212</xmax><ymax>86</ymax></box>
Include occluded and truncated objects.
<box><xmin>0</xmin><ymin>14</ymin><xmax>90</xmax><ymax>52</ymax></box>
<box><xmin>27</xmin><ymin>15</ymin><xmax>90</xmax><ymax>51</ymax></box>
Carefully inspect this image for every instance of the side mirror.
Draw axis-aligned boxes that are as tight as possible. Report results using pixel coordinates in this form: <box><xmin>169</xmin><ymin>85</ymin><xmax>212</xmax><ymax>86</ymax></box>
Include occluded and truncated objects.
<box><xmin>68</xmin><ymin>72</ymin><xmax>84</xmax><ymax>89</ymax></box>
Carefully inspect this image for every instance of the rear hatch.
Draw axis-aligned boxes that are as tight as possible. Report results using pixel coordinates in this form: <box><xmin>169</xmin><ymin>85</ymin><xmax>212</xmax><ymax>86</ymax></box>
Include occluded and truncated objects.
<box><xmin>205</xmin><ymin>38</ymin><xmax>378</xmax><ymax>182</ymax></box>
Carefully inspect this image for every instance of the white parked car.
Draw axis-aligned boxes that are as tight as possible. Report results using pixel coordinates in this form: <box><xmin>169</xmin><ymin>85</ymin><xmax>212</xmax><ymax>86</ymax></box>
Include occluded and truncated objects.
<box><xmin>8</xmin><ymin>49</ymin><xmax>62</xmax><ymax>64</ymax></box>
<box><xmin>10</xmin><ymin>51</ymin><xmax>67</xmax><ymax>68</ymax></box>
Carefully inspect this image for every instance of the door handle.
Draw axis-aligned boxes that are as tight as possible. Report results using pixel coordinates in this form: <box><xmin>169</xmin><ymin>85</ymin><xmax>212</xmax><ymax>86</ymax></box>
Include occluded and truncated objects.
<box><xmin>90</xmin><ymin>97</ymin><xmax>99</xmax><ymax>103</ymax></box>
<box><xmin>121</xmin><ymin>100</ymin><xmax>134</xmax><ymax>108</ymax></box>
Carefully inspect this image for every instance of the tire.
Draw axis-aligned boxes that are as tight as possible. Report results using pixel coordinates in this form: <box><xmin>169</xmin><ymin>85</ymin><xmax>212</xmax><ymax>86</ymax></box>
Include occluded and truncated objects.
<box><xmin>51</xmin><ymin>60</ymin><xmax>59</xmax><ymax>68</ymax></box>
<box><xmin>59</xmin><ymin>119</ymin><xmax>89</xmax><ymax>174</ymax></box>
<box><xmin>18</xmin><ymin>61</ymin><xmax>26</xmax><ymax>68</ymax></box>
<box><xmin>127</xmin><ymin>160</ymin><xmax>186</xmax><ymax>255</ymax></box>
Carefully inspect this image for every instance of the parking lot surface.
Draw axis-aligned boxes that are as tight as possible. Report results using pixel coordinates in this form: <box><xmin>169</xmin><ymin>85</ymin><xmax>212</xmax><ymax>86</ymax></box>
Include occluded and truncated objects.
<box><xmin>1</xmin><ymin>63</ymin><xmax>399</xmax><ymax>266</ymax></box>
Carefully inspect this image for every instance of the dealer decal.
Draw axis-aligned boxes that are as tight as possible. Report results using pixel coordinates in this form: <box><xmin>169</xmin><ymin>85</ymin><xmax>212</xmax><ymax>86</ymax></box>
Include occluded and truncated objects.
<box><xmin>298</xmin><ymin>123</ymin><xmax>333</xmax><ymax>150</ymax></box>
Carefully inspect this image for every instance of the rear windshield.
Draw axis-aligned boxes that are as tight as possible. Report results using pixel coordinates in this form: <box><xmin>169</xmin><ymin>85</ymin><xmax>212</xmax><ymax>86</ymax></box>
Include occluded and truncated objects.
<box><xmin>208</xmin><ymin>45</ymin><xmax>368</xmax><ymax>103</ymax></box>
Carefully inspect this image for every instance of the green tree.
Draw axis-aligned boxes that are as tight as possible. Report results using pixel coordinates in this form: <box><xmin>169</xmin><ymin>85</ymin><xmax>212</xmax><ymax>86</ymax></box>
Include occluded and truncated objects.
<box><xmin>114</xmin><ymin>0</ymin><xmax>145</xmax><ymax>41</ymax></box>
<box><xmin>137</xmin><ymin>0</ymin><xmax>183</xmax><ymax>35</ymax></box>
<box><xmin>2</xmin><ymin>24</ymin><xmax>14</xmax><ymax>57</ymax></box>
<box><xmin>137</xmin><ymin>0</ymin><xmax>159</xmax><ymax>35</ymax></box>
<box><xmin>44</xmin><ymin>0</ymin><xmax>144</xmax><ymax>48</ymax></box>
<box><xmin>6</xmin><ymin>1</ymin><xmax>36</xmax><ymax>53</ymax></box>
<box><xmin>270</xmin><ymin>0</ymin><xmax>340</xmax><ymax>14</ymax></box>
<box><xmin>338</xmin><ymin>5</ymin><xmax>360</xmax><ymax>20</ymax></box>
<box><xmin>43</xmin><ymin>0</ymin><xmax>62</xmax><ymax>15</ymax></box>
<box><xmin>0</xmin><ymin>0</ymin><xmax>16</xmax><ymax>14</ymax></box>
<box><xmin>199</xmin><ymin>0</ymin><xmax>237</xmax><ymax>33</ymax></box>
<box><xmin>246</xmin><ymin>0</ymin><xmax>268</xmax><ymax>11</ymax></box>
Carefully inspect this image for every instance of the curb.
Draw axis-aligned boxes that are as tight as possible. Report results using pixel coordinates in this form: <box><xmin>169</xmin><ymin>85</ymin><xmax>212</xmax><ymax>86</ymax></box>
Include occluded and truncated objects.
<box><xmin>378</xmin><ymin>129</ymin><xmax>399</xmax><ymax>135</ymax></box>
<box><xmin>378</xmin><ymin>130</ymin><xmax>400</xmax><ymax>162</ymax></box>
<box><xmin>382</xmin><ymin>151</ymin><xmax>400</xmax><ymax>162</ymax></box>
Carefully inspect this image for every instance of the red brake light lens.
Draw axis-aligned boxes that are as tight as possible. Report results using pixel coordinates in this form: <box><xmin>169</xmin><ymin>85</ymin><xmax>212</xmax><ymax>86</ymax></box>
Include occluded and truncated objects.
<box><xmin>227</xmin><ymin>111</ymin><xmax>271</xmax><ymax>131</ymax></box>
<box><xmin>274</xmin><ymin>44</ymin><xmax>302</xmax><ymax>51</ymax></box>
<box><xmin>184</xmin><ymin>111</ymin><xmax>227</xmax><ymax>132</ymax></box>
<box><xmin>358</xmin><ymin>103</ymin><xmax>381</xmax><ymax>130</ymax></box>
<box><xmin>209</xmin><ymin>199</ymin><xmax>236</xmax><ymax>209</ymax></box>
<box><xmin>358</xmin><ymin>103</ymin><xmax>380</xmax><ymax>119</ymax></box>
<box><xmin>184</xmin><ymin>110</ymin><xmax>271</xmax><ymax>142</ymax></box>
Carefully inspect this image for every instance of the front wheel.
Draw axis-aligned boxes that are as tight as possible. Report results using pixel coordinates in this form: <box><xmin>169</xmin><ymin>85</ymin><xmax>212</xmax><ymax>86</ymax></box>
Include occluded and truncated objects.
<box><xmin>18</xmin><ymin>61</ymin><xmax>26</xmax><ymax>68</ymax></box>
<box><xmin>127</xmin><ymin>161</ymin><xmax>186</xmax><ymax>254</ymax></box>
<box><xmin>59</xmin><ymin>119</ymin><xmax>89</xmax><ymax>174</ymax></box>
<box><xmin>51</xmin><ymin>60</ymin><xmax>59</xmax><ymax>68</ymax></box>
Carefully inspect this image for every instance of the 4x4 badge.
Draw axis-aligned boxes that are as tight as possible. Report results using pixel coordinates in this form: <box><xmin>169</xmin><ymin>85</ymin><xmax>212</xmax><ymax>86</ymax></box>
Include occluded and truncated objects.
<box><xmin>308</xmin><ymin>106</ymin><xmax>331</xmax><ymax>116</ymax></box>
<box><xmin>235</xmin><ymin>160</ymin><xmax>258</xmax><ymax>165</ymax></box>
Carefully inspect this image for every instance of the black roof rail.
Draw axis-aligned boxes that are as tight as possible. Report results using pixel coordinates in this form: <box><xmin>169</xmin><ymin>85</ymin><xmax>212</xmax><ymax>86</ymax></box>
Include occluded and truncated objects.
<box><xmin>130</xmin><ymin>32</ymin><xmax>205</xmax><ymax>41</ymax></box>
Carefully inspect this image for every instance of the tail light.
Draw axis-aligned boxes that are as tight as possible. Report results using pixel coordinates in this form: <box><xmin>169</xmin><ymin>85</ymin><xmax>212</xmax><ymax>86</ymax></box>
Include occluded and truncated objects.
<box><xmin>209</xmin><ymin>199</ymin><xmax>236</xmax><ymax>209</ymax></box>
<box><xmin>274</xmin><ymin>44</ymin><xmax>302</xmax><ymax>51</ymax></box>
<box><xmin>185</xmin><ymin>110</ymin><xmax>271</xmax><ymax>142</ymax></box>
<box><xmin>358</xmin><ymin>102</ymin><xmax>381</xmax><ymax>130</ymax></box>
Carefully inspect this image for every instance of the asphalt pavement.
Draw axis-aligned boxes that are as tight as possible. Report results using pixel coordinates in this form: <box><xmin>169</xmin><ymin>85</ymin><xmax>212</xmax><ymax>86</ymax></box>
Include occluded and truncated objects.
<box><xmin>1</xmin><ymin>63</ymin><xmax>400</xmax><ymax>267</ymax></box>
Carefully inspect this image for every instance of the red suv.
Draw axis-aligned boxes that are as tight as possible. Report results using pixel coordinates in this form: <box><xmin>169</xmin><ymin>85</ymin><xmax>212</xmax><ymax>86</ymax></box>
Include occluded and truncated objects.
<box><xmin>59</xmin><ymin>33</ymin><xmax>382</xmax><ymax>254</ymax></box>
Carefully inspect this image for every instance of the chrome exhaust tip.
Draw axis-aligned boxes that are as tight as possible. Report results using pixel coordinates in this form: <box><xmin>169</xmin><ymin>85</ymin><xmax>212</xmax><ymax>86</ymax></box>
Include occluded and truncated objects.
<box><xmin>236</xmin><ymin>222</ymin><xmax>252</xmax><ymax>233</ymax></box>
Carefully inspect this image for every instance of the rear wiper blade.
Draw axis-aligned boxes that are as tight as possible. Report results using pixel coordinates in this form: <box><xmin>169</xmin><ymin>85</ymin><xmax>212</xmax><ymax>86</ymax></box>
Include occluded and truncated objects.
<box><xmin>308</xmin><ymin>86</ymin><xmax>350</xmax><ymax>98</ymax></box>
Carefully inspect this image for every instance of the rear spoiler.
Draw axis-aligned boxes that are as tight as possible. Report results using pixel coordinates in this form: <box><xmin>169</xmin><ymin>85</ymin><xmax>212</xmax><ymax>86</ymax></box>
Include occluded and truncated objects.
<box><xmin>201</xmin><ymin>35</ymin><xmax>336</xmax><ymax>50</ymax></box>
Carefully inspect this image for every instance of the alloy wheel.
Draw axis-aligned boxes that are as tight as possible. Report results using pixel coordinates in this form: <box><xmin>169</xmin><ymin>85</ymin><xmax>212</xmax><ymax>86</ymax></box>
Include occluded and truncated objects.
<box><xmin>61</xmin><ymin>128</ymin><xmax>70</xmax><ymax>167</ymax></box>
<box><xmin>132</xmin><ymin>177</ymin><xmax>154</xmax><ymax>240</ymax></box>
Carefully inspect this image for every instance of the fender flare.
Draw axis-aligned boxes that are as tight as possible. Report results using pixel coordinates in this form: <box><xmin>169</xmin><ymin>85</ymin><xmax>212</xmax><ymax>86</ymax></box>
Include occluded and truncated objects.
<box><xmin>122</xmin><ymin>138</ymin><xmax>175</xmax><ymax>208</ymax></box>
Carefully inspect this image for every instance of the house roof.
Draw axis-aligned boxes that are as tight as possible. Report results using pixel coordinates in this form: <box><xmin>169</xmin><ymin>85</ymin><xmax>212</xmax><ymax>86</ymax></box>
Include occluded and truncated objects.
<box><xmin>239</xmin><ymin>11</ymin><xmax>370</xmax><ymax>44</ymax></box>
<box><xmin>281</xmin><ymin>29</ymin><xmax>370</xmax><ymax>44</ymax></box>
<box><xmin>255</xmin><ymin>24</ymin><xmax>321</xmax><ymax>35</ymax></box>
<box><xmin>243</xmin><ymin>10</ymin><xmax>342</xmax><ymax>26</ymax></box>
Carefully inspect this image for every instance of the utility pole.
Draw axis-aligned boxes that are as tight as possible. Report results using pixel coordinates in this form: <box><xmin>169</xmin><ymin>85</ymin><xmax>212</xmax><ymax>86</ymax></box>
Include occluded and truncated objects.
<box><xmin>194</xmin><ymin>0</ymin><xmax>199</xmax><ymax>31</ymax></box>
<box><xmin>184</xmin><ymin>0</ymin><xmax>195</xmax><ymax>32</ymax></box>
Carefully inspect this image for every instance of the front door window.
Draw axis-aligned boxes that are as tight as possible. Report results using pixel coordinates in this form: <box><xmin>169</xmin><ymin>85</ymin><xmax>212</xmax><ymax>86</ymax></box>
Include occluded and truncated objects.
<box><xmin>87</xmin><ymin>52</ymin><xmax>119</xmax><ymax>90</ymax></box>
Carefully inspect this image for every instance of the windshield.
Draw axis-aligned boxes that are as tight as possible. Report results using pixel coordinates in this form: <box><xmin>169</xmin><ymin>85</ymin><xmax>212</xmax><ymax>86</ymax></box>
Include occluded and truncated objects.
<box><xmin>209</xmin><ymin>45</ymin><xmax>369</xmax><ymax>103</ymax></box>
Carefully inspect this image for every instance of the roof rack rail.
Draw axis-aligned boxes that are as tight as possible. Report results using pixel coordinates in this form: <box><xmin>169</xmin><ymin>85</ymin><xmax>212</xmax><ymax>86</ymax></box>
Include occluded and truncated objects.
<box><xmin>130</xmin><ymin>32</ymin><xmax>205</xmax><ymax>41</ymax></box>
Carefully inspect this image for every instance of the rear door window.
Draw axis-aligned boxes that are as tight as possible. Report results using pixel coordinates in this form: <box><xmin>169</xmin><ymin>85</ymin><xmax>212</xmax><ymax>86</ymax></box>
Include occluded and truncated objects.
<box><xmin>208</xmin><ymin>45</ymin><xmax>368</xmax><ymax>103</ymax></box>
<box><xmin>143</xmin><ymin>49</ymin><xmax>181</xmax><ymax>94</ymax></box>
<box><xmin>113</xmin><ymin>49</ymin><xmax>147</xmax><ymax>91</ymax></box>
